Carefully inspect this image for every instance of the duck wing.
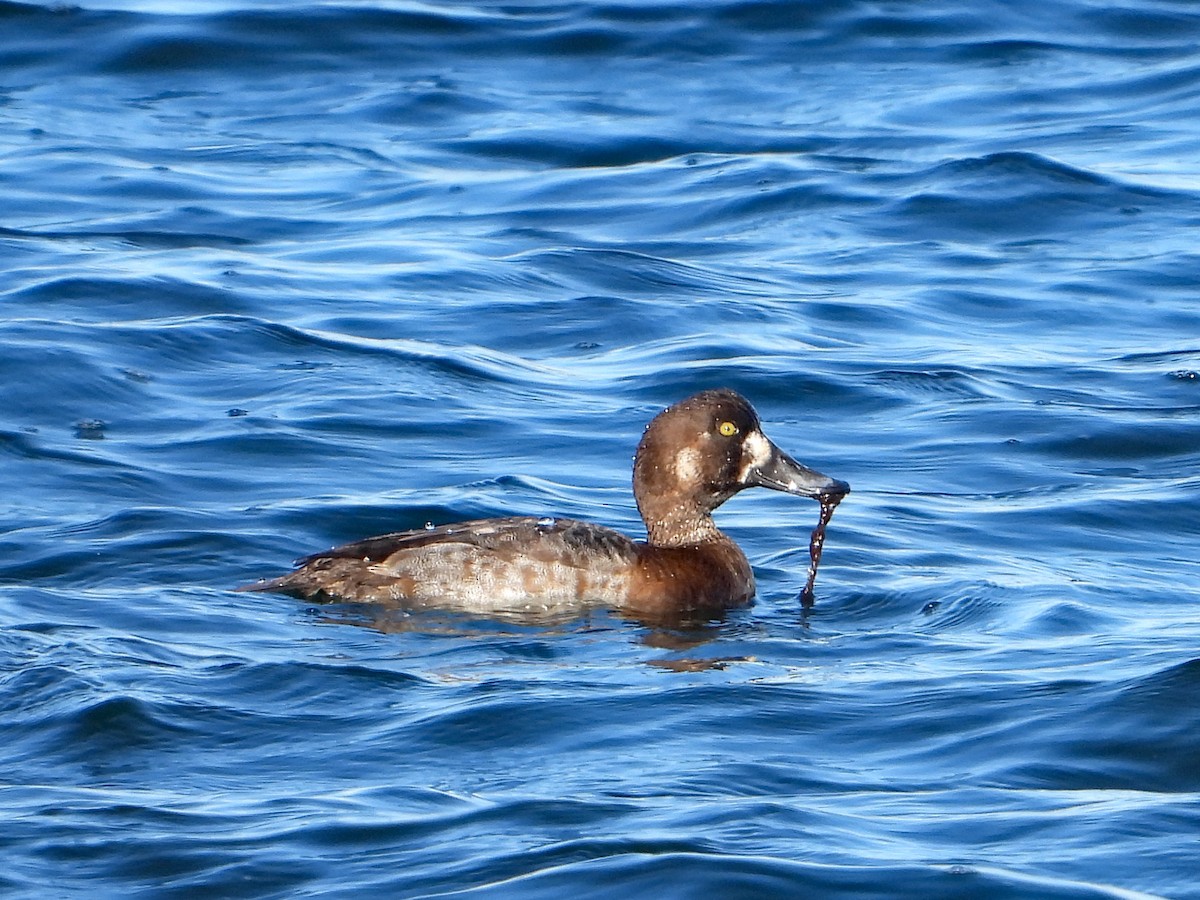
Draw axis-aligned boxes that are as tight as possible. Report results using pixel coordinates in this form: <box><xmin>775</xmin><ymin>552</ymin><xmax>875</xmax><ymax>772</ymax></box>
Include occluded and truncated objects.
<box><xmin>239</xmin><ymin>516</ymin><xmax>641</xmax><ymax>610</ymax></box>
<box><xmin>297</xmin><ymin>515</ymin><xmax>638</xmax><ymax>567</ymax></box>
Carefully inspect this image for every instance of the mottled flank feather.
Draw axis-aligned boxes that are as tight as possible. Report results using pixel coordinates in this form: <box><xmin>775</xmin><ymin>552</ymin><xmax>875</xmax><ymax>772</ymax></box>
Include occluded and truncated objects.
<box><xmin>239</xmin><ymin>517</ymin><xmax>640</xmax><ymax>613</ymax></box>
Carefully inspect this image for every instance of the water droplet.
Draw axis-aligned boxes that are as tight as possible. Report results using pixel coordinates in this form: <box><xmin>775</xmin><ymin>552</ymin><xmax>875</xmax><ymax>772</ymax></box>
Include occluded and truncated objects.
<box><xmin>424</xmin><ymin>522</ymin><xmax>434</xmax><ymax>531</ymax></box>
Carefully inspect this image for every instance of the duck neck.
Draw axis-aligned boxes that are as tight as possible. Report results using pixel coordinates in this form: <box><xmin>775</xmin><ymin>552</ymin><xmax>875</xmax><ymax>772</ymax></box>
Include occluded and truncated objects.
<box><xmin>638</xmin><ymin>500</ymin><xmax>726</xmax><ymax>547</ymax></box>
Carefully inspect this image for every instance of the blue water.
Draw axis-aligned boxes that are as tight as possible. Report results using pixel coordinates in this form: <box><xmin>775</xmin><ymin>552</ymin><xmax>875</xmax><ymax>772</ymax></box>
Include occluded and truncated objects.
<box><xmin>3</xmin><ymin>0</ymin><xmax>1200</xmax><ymax>896</ymax></box>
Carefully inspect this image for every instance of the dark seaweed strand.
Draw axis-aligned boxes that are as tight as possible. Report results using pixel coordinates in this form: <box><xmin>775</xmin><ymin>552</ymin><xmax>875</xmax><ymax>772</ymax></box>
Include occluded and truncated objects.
<box><xmin>800</xmin><ymin>495</ymin><xmax>842</xmax><ymax>608</ymax></box>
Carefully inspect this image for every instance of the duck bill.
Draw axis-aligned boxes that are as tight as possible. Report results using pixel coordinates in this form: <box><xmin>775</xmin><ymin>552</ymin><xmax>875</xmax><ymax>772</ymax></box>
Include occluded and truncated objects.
<box><xmin>745</xmin><ymin>439</ymin><xmax>850</xmax><ymax>500</ymax></box>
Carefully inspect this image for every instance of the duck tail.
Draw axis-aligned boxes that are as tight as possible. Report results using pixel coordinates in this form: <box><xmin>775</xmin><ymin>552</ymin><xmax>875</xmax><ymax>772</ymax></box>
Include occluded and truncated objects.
<box><xmin>233</xmin><ymin>574</ymin><xmax>291</xmax><ymax>594</ymax></box>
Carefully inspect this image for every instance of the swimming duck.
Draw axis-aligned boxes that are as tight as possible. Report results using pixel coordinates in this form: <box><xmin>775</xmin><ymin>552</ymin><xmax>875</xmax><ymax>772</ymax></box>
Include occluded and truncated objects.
<box><xmin>237</xmin><ymin>389</ymin><xmax>849</xmax><ymax>619</ymax></box>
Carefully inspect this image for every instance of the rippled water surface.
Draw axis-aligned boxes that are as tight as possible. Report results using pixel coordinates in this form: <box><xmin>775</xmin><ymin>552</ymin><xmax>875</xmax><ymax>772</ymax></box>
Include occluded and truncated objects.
<box><xmin>3</xmin><ymin>1</ymin><xmax>1200</xmax><ymax>897</ymax></box>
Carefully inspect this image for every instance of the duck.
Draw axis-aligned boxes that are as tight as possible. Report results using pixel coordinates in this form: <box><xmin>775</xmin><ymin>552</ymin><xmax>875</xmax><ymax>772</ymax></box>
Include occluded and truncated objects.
<box><xmin>237</xmin><ymin>388</ymin><xmax>849</xmax><ymax>619</ymax></box>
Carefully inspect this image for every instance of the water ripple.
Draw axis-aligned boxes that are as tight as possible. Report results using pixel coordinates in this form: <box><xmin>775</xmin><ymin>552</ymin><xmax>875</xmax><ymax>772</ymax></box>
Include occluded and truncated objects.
<box><xmin>4</xmin><ymin>1</ymin><xmax>1200</xmax><ymax>897</ymax></box>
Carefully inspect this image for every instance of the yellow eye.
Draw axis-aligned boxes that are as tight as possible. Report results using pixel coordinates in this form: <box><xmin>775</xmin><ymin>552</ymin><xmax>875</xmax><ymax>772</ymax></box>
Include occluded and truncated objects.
<box><xmin>718</xmin><ymin>421</ymin><xmax>738</xmax><ymax>437</ymax></box>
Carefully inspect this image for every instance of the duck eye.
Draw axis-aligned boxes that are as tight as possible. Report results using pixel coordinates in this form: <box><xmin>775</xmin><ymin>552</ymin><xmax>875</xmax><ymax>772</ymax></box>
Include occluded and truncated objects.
<box><xmin>718</xmin><ymin>421</ymin><xmax>739</xmax><ymax>437</ymax></box>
